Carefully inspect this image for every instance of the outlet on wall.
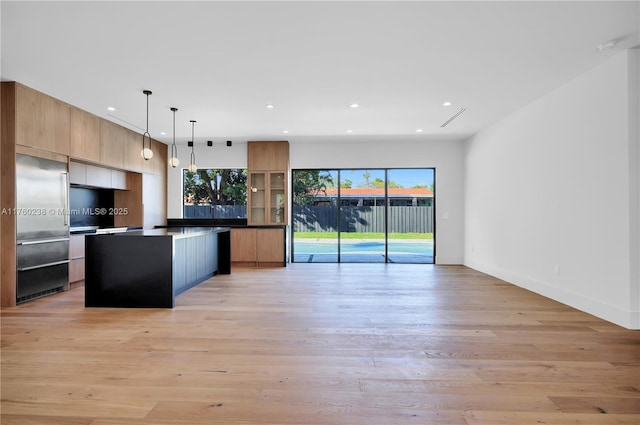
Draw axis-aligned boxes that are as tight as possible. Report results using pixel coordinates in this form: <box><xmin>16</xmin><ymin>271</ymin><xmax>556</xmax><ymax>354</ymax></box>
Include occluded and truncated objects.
<box><xmin>553</xmin><ymin>265</ymin><xmax>560</xmax><ymax>275</ymax></box>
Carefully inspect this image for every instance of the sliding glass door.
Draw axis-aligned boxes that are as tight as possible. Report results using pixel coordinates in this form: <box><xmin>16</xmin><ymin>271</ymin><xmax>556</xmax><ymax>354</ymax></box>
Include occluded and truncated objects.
<box><xmin>339</xmin><ymin>169</ymin><xmax>386</xmax><ymax>263</ymax></box>
<box><xmin>387</xmin><ymin>169</ymin><xmax>434</xmax><ymax>263</ymax></box>
<box><xmin>292</xmin><ymin>168</ymin><xmax>434</xmax><ymax>264</ymax></box>
<box><xmin>292</xmin><ymin>170</ymin><xmax>338</xmax><ymax>262</ymax></box>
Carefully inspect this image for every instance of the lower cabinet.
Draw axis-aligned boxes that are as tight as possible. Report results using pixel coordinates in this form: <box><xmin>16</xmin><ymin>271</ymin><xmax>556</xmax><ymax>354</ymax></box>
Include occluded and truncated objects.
<box><xmin>231</xmin><ymin>227</ymin><xmax>286</xmax><ymax>267</ymax></box>
<box><xmin>69</xmin><ymin>234</ymin><xmax>86</xmax><ymax>288</ymax></box>
<box><xmin>173</xmin><ymin>231</ymin><xmax>218</xmax><ymax>294</ymax></box>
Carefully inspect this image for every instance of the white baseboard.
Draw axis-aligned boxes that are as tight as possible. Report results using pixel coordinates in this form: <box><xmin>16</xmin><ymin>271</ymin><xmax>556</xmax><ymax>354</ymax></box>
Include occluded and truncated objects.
<box><xmin>435</xmin><ymin>256</ymin><xmax>463</xmax><ymax>265</ymax></box>
<box><xmin>464</xmin><ymin>259</ymin><xmax>639</xmax><ymax>330</ymax></box>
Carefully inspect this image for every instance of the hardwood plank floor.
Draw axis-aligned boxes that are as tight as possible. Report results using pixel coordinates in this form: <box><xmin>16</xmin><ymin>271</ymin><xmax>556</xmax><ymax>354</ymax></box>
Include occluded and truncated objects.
<box><xmin>1</xmin><ymin>264</ymin><xmax>639</xmax><ymax>424</ymax></box>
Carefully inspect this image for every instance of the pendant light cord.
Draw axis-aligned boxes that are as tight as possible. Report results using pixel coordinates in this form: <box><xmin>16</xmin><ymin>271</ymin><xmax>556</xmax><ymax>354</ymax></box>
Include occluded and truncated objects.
<box><xmin>190</xmin><ymin>120</ymin><xmax>197</xmax><ymax>168</ymax></box>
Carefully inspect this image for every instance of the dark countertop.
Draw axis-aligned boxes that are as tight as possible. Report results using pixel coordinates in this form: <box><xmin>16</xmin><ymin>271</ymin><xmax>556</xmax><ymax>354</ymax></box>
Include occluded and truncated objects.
<box><xmin>71</xmin><ymin>226</ymin><xmax>142</xmax><ymax>235</ymax></box>
<box><xmin>102</xmin><ymin>226</ymin><xmax>231</xmax><ymax>239</ymax></box>
<box><xmin>165</xmin><ymin>219</ymin><xmax>287</xmax><ymax>229</ymax></box>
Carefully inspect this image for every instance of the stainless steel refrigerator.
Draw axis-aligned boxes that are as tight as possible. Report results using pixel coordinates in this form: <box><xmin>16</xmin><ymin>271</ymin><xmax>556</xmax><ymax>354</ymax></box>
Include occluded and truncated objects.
<box><xmin>16</xmin><ymin>154</ymin><xmax>69</xmax><ymax>303</ymax></box>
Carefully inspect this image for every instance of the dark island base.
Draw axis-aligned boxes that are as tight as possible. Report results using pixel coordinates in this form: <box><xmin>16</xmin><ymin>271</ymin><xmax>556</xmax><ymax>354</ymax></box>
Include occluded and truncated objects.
<box><xmin>85</xmin><ymin>227</ymin><xmax>230</xmax><ymax>308</ymax></box>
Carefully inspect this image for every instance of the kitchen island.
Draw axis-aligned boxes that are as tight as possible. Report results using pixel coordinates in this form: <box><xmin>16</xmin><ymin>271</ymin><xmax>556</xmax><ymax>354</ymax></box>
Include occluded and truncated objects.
<box><xmin>85</xmin><ymin>227</ymin><xmax>230</xmax><ymax>308</ymax></box>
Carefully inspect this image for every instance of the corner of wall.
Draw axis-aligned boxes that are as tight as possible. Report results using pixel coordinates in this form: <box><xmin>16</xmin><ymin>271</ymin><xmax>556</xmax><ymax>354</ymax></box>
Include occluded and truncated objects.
<box><xmin>627</xmin><ymin>48</ymin><xmax>640</xmax><ymax>327</ymax></box>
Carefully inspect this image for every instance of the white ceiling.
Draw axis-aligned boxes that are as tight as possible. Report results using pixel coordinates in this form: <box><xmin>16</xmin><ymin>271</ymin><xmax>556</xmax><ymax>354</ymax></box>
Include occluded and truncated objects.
<box><xmin>1</xmin><ymin>1</ymin><xmax>638</xmax><ymax>145</ymax></box>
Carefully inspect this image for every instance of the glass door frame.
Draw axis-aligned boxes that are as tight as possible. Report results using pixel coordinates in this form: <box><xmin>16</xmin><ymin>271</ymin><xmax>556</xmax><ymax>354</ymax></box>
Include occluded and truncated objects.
<box><xmin>291</xmin><ymin>168</ymin><xmax>435</xmax><ymax>264</ymax></box>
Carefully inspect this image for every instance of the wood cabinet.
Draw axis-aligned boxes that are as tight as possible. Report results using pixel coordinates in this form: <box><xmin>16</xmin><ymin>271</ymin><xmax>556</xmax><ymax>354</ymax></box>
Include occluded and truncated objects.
<box><xmin>230</xmin><ymin>227</ymin><xmax>285</xmax><ymax>267</ymax></box>
<box><xmin>123</xmin><ymin>128</ymin><xmax>143</xmax><ymax>173</ymax></box>
<box><xmin>114</xmin><ymin>172</ymin><xmax>143</xmax><ymax>228</ymax></box>
<box><xmin>257</xmin><ymin>228</ymin><xmax>286</xmax><ymax>264</ymax></box>
<box><xmin>248</xmin><ymin>171</ymin><xmax>287</xmax><ymax>225</ymax></box>
<box><xmin>247</xmin><ymin>141</ymin><xmax>289</xmax><ymax>226</ymax></box>
<box><xmin>248</xmin><ymin>141</ymin><xmax>289</xmax><ymax>171</ymax></box>
<box><xmin>14</xmin><ymin>83</ymin><xmax>70</xmax><ymax>155</ymax></box>
<box><xmin>143</xmin><ymin>139</ymin><xmax>167</xmax><ymax>175</ymax></box>
<box><xmin>242</xmin><ymin>141</ymin><xmax>289</xmax><ymax>266</ymax></box>
<box><xmin>1</xmin><ymin>82</ymin><xmax>18</xmax><ymax>306</ymax></box>
<box><xmin>231</xmin><ymin>228</ymin><xmax>257</xmax><ymax>263</ymax></box>
<box><xmin>70</xmin><ymin>107</ymin><xmax>100</xmax><ymax>162</ymax></box>
<box><xmin>100</xmin><ymin>120</ymin><xmax>125</xmax><ymax>169</ymax></box>
<box><xmin>69</xmin><ymin>234</ymin><xmax>86</xmax><ymax>287</ymax></box>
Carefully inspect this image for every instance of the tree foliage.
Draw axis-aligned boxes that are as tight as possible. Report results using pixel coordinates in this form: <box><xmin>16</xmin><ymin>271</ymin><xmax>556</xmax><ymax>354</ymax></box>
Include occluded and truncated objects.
<box><xmin>184</xmin><ymin>169</ymin><xmax>247</xmax><ymax>205</ymax></box>
<box><xmin>357</xmin><ymin>176</ymin><xmax>401</xmax><ymax>188</ymax></box>
<box><xmin>293</xmin><ymin>170</ymin><xmax>334</xmax><ymax>206</ymax></box>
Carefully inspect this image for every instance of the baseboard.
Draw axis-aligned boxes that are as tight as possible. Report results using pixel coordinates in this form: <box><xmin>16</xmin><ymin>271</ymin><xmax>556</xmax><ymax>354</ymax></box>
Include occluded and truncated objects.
<box><xmin>465</xmin><ymin>259</ymin><xmax>639</xmax><ymax>330</ymax></box>
<box><xmin>435</xmin><ymin>256</ymin><xmax>463</xmax><ymax>265</ymax></box>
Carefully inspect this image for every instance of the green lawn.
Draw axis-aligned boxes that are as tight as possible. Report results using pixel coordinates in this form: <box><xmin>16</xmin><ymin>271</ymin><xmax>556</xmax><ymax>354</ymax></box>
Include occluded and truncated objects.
<box><xmin>294</xmin><ymin>232</ymin><xmax>433</xmax><ymax>240</ymax></box>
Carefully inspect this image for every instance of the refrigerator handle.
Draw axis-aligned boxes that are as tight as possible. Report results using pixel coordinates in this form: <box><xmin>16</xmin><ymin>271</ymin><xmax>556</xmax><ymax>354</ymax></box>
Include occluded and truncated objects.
<box><xmin>62</xmin><ymin>172</ymin><xmax>69</xmax><ymax>226</ymax></box>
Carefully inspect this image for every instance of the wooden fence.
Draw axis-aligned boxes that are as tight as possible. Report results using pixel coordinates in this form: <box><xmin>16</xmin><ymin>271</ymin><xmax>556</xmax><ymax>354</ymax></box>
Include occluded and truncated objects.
<box><xmin>184</xmin><ymin>205</ymin><xmax>246</xmax><ymax>219</ymax></box>
<box><xmin>184</xmin><ymin>205</ymin><xmax>434</xmax><ymax>233</ymax></box>
<box><xmin>293</xmin><ymin>205</ymin><xmax>433</xmax><ymax>233</ymax></box>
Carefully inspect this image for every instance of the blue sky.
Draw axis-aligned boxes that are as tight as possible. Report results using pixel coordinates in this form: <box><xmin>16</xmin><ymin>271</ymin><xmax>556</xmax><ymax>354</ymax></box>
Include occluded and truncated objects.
<box><xmin>332</xmin><ymin>169</ymin><xmax>434</xmax><ymax>188</ymax></box>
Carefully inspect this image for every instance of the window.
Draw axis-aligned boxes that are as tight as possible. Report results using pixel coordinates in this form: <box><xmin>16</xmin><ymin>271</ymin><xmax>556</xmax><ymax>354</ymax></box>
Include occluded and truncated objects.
<box><xmin>183</xmin><ymin>169</ymin><xmax>247</xmax><ymax>219</ymax></box>
<box><xmin>292</xmin><ymin>168</ymin><xmax>435</xmax><ymax>264</ymax></box>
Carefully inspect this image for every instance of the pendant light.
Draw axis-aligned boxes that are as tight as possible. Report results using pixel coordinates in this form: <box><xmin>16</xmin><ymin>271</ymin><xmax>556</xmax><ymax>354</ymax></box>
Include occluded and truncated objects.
<box><xmin>187</xmin><ymin>120</ymin><xmax>198</xmax><ymax>173</ymax></box>
<box><xmin>141</xmin><ymin>90</ymin><xmax>154</xmax><ymax>160</ymax></box>
<box><xmin>168</xmin><ymin>107</ymin><xmax>179</xmax><ymax>168</ymax></box>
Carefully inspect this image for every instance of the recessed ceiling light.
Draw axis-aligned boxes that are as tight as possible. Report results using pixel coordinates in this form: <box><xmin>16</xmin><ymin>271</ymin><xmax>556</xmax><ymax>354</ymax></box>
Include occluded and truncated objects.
<box><xmin>443</xmin><ymin>102</ymin><xmax>452</xmax><ymax>107</ymax></box>
<box><xmin>265</xmin><ymin>104</ymin><xmax>275</xmax><ymax>109</ymax></box>
<box><xmin>283</xmin><ymin>130</ymin><xmax>289</xmax><ymax>134</ymax></box>
<box><xmin>416</xmin><ymin>129</ymin><xmax>423</xmax><ymax>133</ymax></box>
<box><xmin>346</xmin><ymin>129</ymin><xmax>353</xmax><ymax>133</ymax></box>
<box><xmin>160</xmin><ymin>132</ymin><xmax>166</xmax><ymax>135</ymax></box>
<box><xmin>350</xmin><ymin>103</ymin><xmax>359</xmax><ymax>108</ymax></box>
<box><xmin>107</xmin><ymin>106</ymin><xmax>115</xmax><ymax>111</ymax></box>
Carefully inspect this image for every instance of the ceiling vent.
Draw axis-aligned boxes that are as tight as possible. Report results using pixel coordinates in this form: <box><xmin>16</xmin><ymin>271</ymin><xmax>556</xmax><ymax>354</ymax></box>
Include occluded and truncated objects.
<box><xmin>440</xmin><ymin>108</ymin><xmax>466</xmax><ymax>128</ymax></box>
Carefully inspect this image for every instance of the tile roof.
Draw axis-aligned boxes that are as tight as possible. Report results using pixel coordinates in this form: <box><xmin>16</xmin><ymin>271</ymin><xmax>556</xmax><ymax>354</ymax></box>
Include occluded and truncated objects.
<box><xmin>319</xmin><ymin>187</ymin><xmax>433</xmax><ymax>197</ymax></box>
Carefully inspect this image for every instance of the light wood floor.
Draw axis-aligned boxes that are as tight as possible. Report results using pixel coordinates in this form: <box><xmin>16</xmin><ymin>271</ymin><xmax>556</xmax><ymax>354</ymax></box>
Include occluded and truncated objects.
<box><xmin>1</xmin><ymin>264</ymin><xmax>639</xmax><ymax>424</ymax></box>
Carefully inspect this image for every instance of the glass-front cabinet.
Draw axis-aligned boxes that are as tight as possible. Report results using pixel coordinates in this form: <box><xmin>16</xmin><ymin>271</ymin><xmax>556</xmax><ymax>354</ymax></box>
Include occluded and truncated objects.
<box><xmin>249</xmin><ymin>171</ymin><xmax>287</xmax><ymax>225</ymax></box>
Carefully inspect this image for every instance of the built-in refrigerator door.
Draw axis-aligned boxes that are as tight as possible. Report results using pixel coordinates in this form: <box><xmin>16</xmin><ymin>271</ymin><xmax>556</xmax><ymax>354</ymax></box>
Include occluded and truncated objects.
<box><xmin>16</xmin><ymin>154</ymin><xmax>69</xmax><ymax>240</ymax></box>
<box><xmin>16</xmin><ymin>154</ymin><xmax>70</xmax><ymax>303</ymax></box>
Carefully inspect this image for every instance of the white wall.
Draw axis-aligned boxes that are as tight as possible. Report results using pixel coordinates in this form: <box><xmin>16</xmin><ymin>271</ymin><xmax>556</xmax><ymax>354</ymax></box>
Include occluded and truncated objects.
<box><xmin>463</xmin><ymin>50</ymin><xmax>640</xmax><ymax>329</ymax></box>
<box><xmin>167</xmin><ymin>136</ymin><xmax>465</xmax><ymax>264</ymax></box>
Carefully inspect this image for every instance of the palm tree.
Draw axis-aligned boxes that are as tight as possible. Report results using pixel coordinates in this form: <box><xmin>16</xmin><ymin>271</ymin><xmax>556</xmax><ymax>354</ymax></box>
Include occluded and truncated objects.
<box><xmin>363</xmin><ymin>171</ymin><xmax>371</xmax><ymax>187</ymax></box>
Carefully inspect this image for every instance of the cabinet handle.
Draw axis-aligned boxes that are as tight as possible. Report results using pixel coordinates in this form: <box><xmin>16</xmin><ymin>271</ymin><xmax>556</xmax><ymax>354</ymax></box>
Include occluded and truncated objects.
<box><xmin>18</xmin><ymin>237</ymin><xmax>70</xmax><ymax>245</ymax></box>
<box><xmin>18</xmin><ymin>259</ymin><xmax>70</xmax><ymax>272</ymax></box>
<box><xmin>62</xmin><ymin>172</ymin><xmax>69</xmax><ymax>226</ymax></box>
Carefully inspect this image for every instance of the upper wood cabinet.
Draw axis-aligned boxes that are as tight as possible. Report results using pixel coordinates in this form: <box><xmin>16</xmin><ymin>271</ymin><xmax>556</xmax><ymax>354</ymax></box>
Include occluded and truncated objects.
<box><xmin>100</xmin><ymin>120</ymin><xmax>125</xmax><ymax>169</ymax></box>
<box><xmin>248</xmin><ymin>141</ymin><xmax>289</xmax><ymax>171</ymax></box>
<box><xmin>14</xmin><ymin>83</ymin><xmax>70</xmax><ymax>155</ymax></box>
<box><xmin>70</xmin><ymin>107</ymin><xmax>100</xmax><ymax>162</ymax></box>
<box><xmin>143</xmin><ymin>139</ymin><xmax>167</xmax><ymax>175</ymax></box>
<box><xmin>123</xmin><ymin>128</ymin><xmax>143</xmax><ymax>173</ymax></box>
